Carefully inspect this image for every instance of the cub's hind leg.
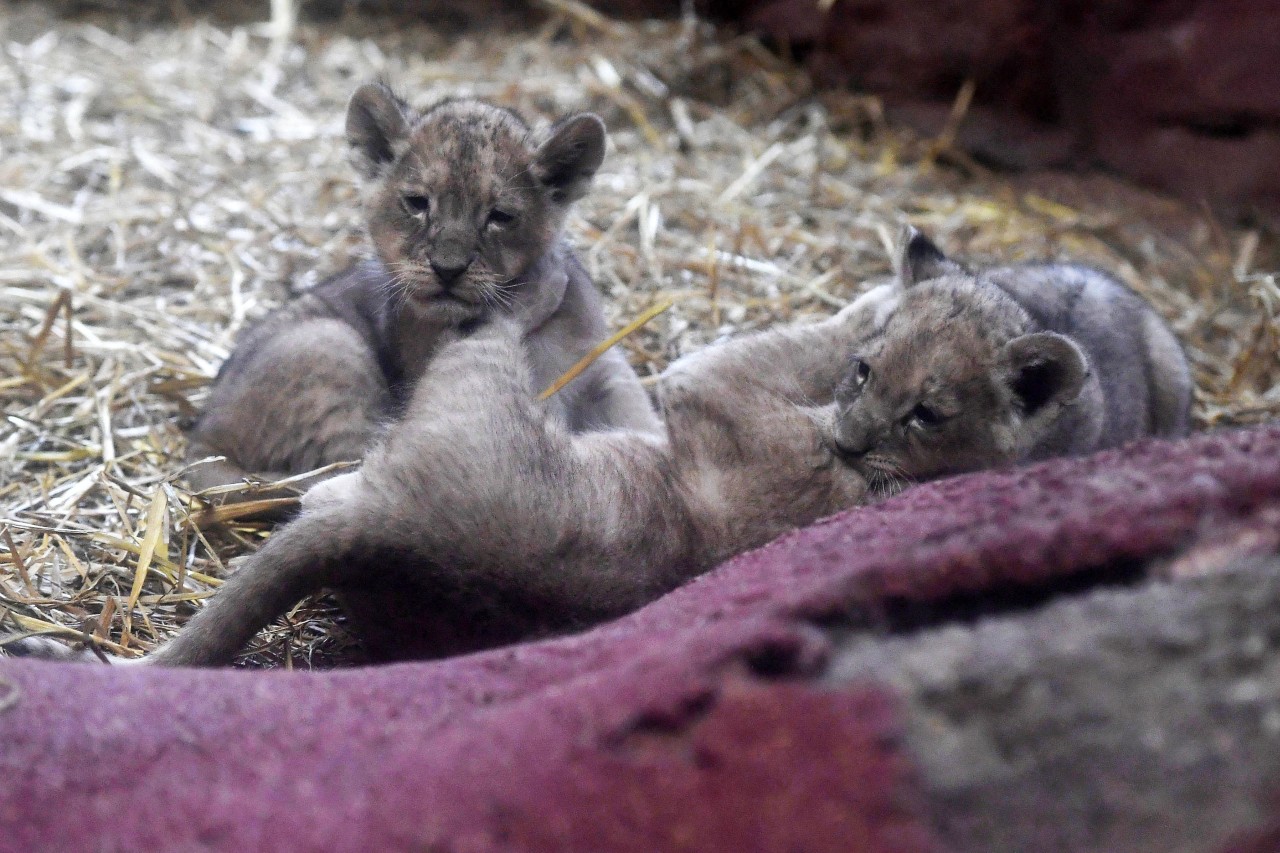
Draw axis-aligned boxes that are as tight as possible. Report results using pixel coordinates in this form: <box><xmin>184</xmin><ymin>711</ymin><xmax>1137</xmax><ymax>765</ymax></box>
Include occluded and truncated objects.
<box><xmin>186</xmin><ymin>317</ymin><xmax>391</xmax><ymax>497</ymax></box>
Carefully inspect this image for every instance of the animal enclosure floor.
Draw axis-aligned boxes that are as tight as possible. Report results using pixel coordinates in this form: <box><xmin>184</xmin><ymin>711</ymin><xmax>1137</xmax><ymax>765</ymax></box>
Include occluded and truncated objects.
<box><xmin>1</xmin><ymin>1</ymin><xmax>1276</xmax><ymax>667</ymax></box>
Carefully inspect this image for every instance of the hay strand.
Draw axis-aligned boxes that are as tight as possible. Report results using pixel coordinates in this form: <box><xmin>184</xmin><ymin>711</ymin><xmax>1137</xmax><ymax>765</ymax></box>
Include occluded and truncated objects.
<box><xmin>123</xmin><ymin>486</ymin><xmax>167</xmax><ymax>642</ymax></box>
<box><xmin>540</xmin><ymin>299</ymin><xmax>673</xmax><ymax>400</ymax></box>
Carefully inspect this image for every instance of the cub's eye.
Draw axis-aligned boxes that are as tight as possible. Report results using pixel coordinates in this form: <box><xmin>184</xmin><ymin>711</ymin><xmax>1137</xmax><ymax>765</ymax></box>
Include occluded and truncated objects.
<box><xmin>907</xmin><ymin>402</ymin><xmax>944</xmax><ymax>429</ymax></box>
<box><xmin>850</xmin><ymin>357</ymin><xmax>871</xmax><ymax>386</ymax></box>
<box><xmin>487</xmin><ymin>208</ymin><xmax>516</xmax><ymax>227</ymax></box>
<box><xmin>402</xmin><ymin>195</ymin><xmax>431</xmax><ymax>217</ymax></box>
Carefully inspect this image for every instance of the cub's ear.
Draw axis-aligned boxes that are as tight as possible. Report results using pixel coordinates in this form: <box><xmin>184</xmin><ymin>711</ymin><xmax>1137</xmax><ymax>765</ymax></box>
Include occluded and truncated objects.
<box><xmin>898</xmin><ymin>225</ymin><xmax>963</xmax><ymax>287</ymax></box>
<box><xmin>1002</xmin><ymin>332</ymin><xmax>1088</xmax><ymax>415</ymax></box>
<box><xmin>534</xmin><ymin>113</ymin><xmax>607</xmax><ymax>204</ymax></box>
<box><xmin>346</xmin><ymin>82</ymin><xmax>410</xmax><ymax>180</ymax></box>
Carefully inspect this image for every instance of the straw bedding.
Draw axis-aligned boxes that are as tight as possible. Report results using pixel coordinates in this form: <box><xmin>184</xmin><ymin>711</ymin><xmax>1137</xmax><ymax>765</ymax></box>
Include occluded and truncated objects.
<box><xmin>1</xmin><ymin>0</ymin><xmax>1276</xmax><ymax>668</ymax></box>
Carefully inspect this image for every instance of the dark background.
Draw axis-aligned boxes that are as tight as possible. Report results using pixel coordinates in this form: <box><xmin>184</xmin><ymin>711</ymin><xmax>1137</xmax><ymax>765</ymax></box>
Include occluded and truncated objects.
<box><xmin>594</xmin><ymin>0</ymin><xmax>1280</xmax><ymax>220</ymax></box>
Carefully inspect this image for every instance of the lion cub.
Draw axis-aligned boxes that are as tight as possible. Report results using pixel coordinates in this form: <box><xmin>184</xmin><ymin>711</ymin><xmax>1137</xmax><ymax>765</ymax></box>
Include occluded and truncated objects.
<box><xmin>8</xmin><ymin>287</ymin><xmax>895</xmax><ymax>666</ymax></box>
<box><xmin>185</xmin><ymin>83</ymin><xmax>659</xmax><ymax>499</ymax></box>
<box><xmin>828</xmin><ymin>227</ymin><xmax>1192</xmax><ymax>495</ymax></box>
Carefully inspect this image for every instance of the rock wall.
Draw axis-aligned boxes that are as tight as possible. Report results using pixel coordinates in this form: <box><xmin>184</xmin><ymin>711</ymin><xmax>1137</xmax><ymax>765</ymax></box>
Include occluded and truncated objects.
<box><xmin>591</xmin><ymin>0</ymin><xmax>1280</xmax><ymax>218</ymax></box>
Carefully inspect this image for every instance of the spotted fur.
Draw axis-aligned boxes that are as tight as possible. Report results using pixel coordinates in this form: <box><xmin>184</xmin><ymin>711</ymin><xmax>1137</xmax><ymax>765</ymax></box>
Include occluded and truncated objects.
<box><xmin>186</xmin><ymin>83</ymin><xmax>659</xmax><ymax>504</ymax></box>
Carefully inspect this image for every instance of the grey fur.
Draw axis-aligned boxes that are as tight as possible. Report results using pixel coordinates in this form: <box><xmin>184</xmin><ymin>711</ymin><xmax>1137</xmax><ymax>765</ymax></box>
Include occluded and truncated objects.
<box><xmin>830</xmin><ymin>226</ymin><xmax>1193</xmax><ymax>496</ymax></box>
<box><xmin>185</xmin><ymin>84</ymin><xmax>659</xmax><ymax>503</ymax></box>
<box><xmin>9</xmin><ymin>287</ymin><xmax>897</xmax><ymax>666</ymax></box>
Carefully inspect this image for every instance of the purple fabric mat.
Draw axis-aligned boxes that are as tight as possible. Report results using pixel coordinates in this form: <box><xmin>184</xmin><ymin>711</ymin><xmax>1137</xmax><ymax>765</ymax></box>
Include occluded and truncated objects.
<box><xmin>3</xmin><ymin>424</ymin><xmax>1279</xmax><ymax>851</ymax></box>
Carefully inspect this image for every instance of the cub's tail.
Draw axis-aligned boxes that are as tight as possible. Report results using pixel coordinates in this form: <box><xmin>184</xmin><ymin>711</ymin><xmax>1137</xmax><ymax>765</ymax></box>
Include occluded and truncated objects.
<box><xmin>143</xmin><ymin>508</ymin><xmax>360</xmax><ymax>667</ymax></box>
<box><xmin>2</xmin><ymin>507</ymin><xmax>359</xmax><ymax>668</ymax></box>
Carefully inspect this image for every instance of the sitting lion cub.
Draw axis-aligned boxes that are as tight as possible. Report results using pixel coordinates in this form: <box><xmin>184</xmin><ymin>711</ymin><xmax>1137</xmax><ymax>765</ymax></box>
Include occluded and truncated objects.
<box><xmin>185</xmin><ymin>83</ymin><xmax>660</xmax><ymax>500</ymax></box>
<box><xmin>828</xmin><ymin>227</ymin><xmax>1193</xmax><ymax>495</ymax></box>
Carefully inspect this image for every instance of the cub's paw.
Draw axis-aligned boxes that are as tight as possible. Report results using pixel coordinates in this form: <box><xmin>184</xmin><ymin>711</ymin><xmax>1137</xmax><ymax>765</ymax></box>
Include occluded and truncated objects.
<box><xmin>300</xmin><ymin>470</ymin><xmax>363</xmax><ymax>512</ymax></box>
<box><xmin>836</xmin><ymin>283</ymin><xmax>899</xmax><ymax>329</ymax></box>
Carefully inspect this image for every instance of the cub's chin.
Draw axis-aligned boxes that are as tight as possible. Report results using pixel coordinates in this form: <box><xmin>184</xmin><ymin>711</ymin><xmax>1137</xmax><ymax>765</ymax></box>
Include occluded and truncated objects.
<box><xmin>404</xmin><ymin>287</ymin><xmax>487</xmax><ymax>320</ymax></box>
<box><xmin>854</xmin><ymin>455</ymin><xmax>917</xmax><ymax>501</ymax></box>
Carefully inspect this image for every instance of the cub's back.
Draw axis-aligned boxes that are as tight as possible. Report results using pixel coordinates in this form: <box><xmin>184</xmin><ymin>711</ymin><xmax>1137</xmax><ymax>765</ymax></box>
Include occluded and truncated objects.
<box><xmin>986</xmin><ymin>263</ymin><xmax>1191</xmax><ymax>439</ymax></box>
<box><xmin>206</xmin><ymin>261</ymin><xmax>392</xmax><ymax>394</ymax></box>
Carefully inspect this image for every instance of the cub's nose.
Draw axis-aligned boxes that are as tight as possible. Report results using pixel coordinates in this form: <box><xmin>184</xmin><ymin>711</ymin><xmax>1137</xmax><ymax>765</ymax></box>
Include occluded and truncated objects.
<box><xmin>831</xmin><ymin>422</ymin><xmax>874</xmax><ymax>459</ymax></box>
<box><xmin>833</xmin><ymin>438</ymin><xmax>871</xmax><ymax>460</ymax></box>
<box><xmin>430</xmin><ymin>259</ymin><xmax>472</xmax><ymax>288</ymax></box>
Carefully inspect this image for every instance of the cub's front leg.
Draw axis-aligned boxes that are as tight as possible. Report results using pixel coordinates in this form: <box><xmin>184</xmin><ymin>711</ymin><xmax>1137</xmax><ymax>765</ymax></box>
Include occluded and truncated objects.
<box><xmin>659</xmin><ymin>283</ymin><xmax>899</xmax><ymax>414</ymax></box>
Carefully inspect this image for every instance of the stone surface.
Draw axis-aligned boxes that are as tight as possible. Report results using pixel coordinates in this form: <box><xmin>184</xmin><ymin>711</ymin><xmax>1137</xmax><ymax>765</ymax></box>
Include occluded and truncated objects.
<box><xmin>1057</xmin><ymin>0</ymin><xmax>1280</xmax><ymax>215</ymax></box>
<box><xmin>3</xmin><ymin>423</ymin><xmax>1280</xmax><ymax>850</ymax></box>
<box><xmin>830</xmin><ymin>557</ymin><xmax>1280</xmax><ymax>852</ymax></box>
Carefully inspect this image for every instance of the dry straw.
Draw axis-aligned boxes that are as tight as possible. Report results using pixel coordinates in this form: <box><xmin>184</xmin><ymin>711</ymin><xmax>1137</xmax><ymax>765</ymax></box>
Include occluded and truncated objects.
<box><xmin>1</xmin><ymin>1</ymin><xmax>1276</xmax><ymax>667</ymax></box>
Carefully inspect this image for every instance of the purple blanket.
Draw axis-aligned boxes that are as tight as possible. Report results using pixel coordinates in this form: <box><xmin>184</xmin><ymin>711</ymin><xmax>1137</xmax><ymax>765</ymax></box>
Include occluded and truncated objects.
<box><xmin>4</xmin><ymin>424</ymin><xmax>1280</xmax><ymax>851</ymax></box>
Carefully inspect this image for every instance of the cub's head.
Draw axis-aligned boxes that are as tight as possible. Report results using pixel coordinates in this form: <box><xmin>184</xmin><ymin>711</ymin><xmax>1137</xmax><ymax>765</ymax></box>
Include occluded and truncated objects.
<box><xmin>828</xmin><ymin>228</ymin><xmax>1088</xmax><ymax>494</ymax></box>
<box><xmin>346</xmin><ymin>82</ymin><xmax>606</xmax><ymax>310</ymax></box>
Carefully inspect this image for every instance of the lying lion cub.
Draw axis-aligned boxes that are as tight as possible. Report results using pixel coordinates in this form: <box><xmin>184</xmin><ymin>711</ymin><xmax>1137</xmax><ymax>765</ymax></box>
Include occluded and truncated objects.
<box><xmin>828</xmin><ymin>227</ymin><xmax>1192</xmax><ymax>496</ymax></box>
<box><xmin>10</xmin><ymin>286</ymin><xmax>895</xmax><ymax>665</ymax></box>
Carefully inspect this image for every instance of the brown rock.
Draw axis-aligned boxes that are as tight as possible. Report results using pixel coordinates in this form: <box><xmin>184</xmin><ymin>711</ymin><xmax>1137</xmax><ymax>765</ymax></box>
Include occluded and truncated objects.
<box><xmin>613</xmin><ymin>0</ymin><xmax>1280</xmax><ymax>217</ymax></box>
<box><xmin>1057</xmin><ymin>0</ymin><xmax>1280</xmax><ymax>216</ymax></box>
